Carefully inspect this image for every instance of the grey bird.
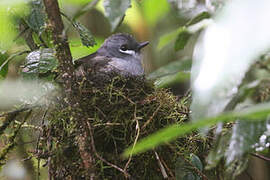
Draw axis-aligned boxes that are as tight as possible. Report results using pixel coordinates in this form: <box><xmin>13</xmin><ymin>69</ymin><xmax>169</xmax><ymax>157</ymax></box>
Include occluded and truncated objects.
<box><xmin>75</xmin><ymin>33</ymin><xmax>149</xmax><ymax>78</ymax></box>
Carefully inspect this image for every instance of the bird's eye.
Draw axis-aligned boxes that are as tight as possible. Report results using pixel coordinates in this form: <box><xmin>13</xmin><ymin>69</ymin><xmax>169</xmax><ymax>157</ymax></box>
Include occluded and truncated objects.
<box><xmin>120</xmin><ymin>44</ymin><xmax>128</xmax><ymax>51</ymax></box>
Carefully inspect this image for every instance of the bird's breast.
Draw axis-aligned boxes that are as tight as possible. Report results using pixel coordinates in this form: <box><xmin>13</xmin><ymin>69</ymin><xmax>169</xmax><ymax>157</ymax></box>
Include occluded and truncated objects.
<box><xmin>107</xmin><ymin>58</ymin><xmax>144</xmax><ymax>76</ymax></box>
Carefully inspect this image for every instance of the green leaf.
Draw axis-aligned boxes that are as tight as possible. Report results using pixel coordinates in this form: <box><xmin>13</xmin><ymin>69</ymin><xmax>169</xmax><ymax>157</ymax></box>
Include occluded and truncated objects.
<box><xmin>157</xmin><ymin>29</ymin><xmax>179</xmax><ymax>51</ymax></box>
<box><xmin>175</xmin><ymin>156</ymin><xmax>201</xmax><ymax>180</ymax></box>
<box><xmin>0</xmin><ymin>2</ymin><xmax>28</xmax><ymax>50</ymax></box>
<box><xmin>70</xmin><ymin>37</ymin><xmax>103</xmax><ymax>59</ymax></box>
<box><xmin>186</xmin><ymin>12</ymin><xmax>211</xmax><ymax>26</ymax></box>
<box><xmin>72</xmin><ymin>22</ymin><xmax>96</xmax><ymax>47</ymax></box>
<box><xmin>22</xmin><ymin>48</ymin><xmax>58</xmax><ymax>79</ymax></box>
<box><xmin>190</xmin><ymin>154</ymin><xmax>203</xmax><ymax>171</ymax></box>
<box><xmin>148</xmin><ymin>59</ymin><xmax>191</xmax><ymax>88</ymax></box>
<box><xmin>175</xmin><ymin>28</ymin><xmax>192</xmax><ymax>51</ymax></box>
<box><xmin>0</xmin><ymin>52</ymin><xmax>9</xmax><ymax>79</ymax></box>
<box><xmin>103</xmin><ymin>0</ymin><xmax>131</xmax><ymax>32</ymax></box>
<box><xmin>157</xmin><ymin>12</ymin><xmax>211</xmax><ymax>51</ymax></box>
<box><xmin>148</xmin><ymin>59</ymin><xmax>192</xmax><ymax>79</ymax></box>
<box><xmin>72</xmin><ymin>0</ymin><xmax>99</xmax><ymax>20</ymax></box>
<box><xmin>206</xmin><ymin>132</ymin><xmax>231</xmax><ymax>169</ymax></box>
<box><xmin>123</xmin><ymin>102</ymin><xmax>270</xmax><ymax>156</ymax></box>
<box><xmin>25</xmin><ymin>0</ymin><xmax>46</xmax><ymax>34</ymax></box>
<box><xmin>157</xmin><ymin>27</ymin><xmax>191</xmax><ymax>51</ymax></box>
<box><xmin>153</xmin><ymin>71</ymin><xmax>190</xmax><ymax>89</ymax></box>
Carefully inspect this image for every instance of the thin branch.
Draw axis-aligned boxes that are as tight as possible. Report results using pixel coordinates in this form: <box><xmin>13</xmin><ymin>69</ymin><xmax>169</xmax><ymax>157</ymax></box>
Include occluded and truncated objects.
<box><xmin>0</xmin><ymin>106</ymin><xmax>32</xmax><ymax>136</ymax></box>
<box><xmin>159</xmin><ymin>154</ymin><xmax>175</xmax><ymax>179</ymax></box>
<box><xmin>0</xmin><ymin>110</ymin><xmax>32</xmax><ymax>162</ymax></box>
<box><xmin>154</xmin><ymin>151</ymin><xmax>168</xmax><ymax>179</ymax></box>
<box><xmin>251</xmin><ymin>152</ymin><xmax>270</xmax><ymax>162</ymax></box>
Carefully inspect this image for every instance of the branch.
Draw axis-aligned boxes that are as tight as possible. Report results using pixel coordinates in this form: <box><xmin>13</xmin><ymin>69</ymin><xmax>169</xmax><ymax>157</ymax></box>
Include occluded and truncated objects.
<box><xmin>42</xmin><ymin>0</ymin><xmax>74</xmax><ymax>94</ymax></box>
<box><xmin>42</xmin><ymin>0</ymin><xmax>96</xmax><ymax>177</ymax></box>
<box><xmin>251</xmin><ymin>153</ymin><xmax>270</xmax><ymax>162</ymax></box>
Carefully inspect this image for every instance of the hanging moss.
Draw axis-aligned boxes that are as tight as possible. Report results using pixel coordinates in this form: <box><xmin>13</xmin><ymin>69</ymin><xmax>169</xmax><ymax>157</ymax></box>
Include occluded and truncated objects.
<box><xmin>39</xmin><ymin>74</ymin><xmax>210</xmax><ymax>179</ymax></box>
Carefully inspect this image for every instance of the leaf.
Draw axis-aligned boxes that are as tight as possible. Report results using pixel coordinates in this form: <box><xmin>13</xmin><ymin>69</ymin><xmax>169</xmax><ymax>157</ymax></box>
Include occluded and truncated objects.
<box><xmin>206</xmin><ymin>132</ymin><xmax>231</xmax><ymax>169</ymax></box>
<box><xmin>225</xmin><ymin>120</ymin><xmax>270</xmax><ymax>168</ymax></box>
<box><xmin>26</xmin><ymin>0</ymin><xmax>46</xmax><ymax>34</ymax></box>
<box><xmin>148</xmin><ymin>59</ymin><xmax>191</xmax><ymax>88</ymax></box>
<box><xmin>123</xmin><ymin>102</ymin><xmax>270</xmax><ymax>156</ymax></box>
<box><xmin>70</xmin><ymin>37</ymin><xmax>103</xmax><ymax>59</ymax></box>
<box><xmin>157</xmin><ymin>12</ymin><xmax>211</xmax><ymax>51</ymax></box>
<box><xmin>190</xmin><ymin>154</ymin><xmax>203</xmax><ymax>171</ymax></box>
<box><xmin>0</xmin><ymin>52</ymin><xmax>9</xmax><ymax>79</ymax></box>
<box><xmin>175</xmin><ymin>156</ymin><xmax>202</xmax><ymax>180</ymax></box>
<box><xmin>174</xmin><ymin>28</ymin><xmax>192</xmax><ymax>51</ymax></box>
<box><xmin>0</xmin><ymin>3</ymin><xmax>28</xmax><ymax>50</ymax></box>
<box><xmin>22</xmin><ymin>48</ymin><xmax>58</xmax><ymax>79</ymax></box>
<box><xmin>72</xmin><ymin>22</ymin><xmax>96</xmax><ymax>47</ymax></box>
<box><xmin>103</xmin><ymin>0</ymin><xmax>131</xmax><ymax>32</ymax></box>
<box><xmin>153</xmin><ymin>71</ymin><xmax>190</xmax><ymax>89</ymax></box>
<box><xmin>72</xmin><ymin>0</ymin><xmax>99</xmax><ymax>20</ymax></box>
<box><xmin>191</xmin><ymin>0</ymin><xmax>270</xmax><ymax>126</ymax></box>
<box><xmin>157</xmin><ymin>29</ymin><xmax>179</xmax><ymax>51</ymax></box>
<box><xmin>148</xmin><ymin>59</ymin><xmax>192</xmax><ymax>79</ymax></box>
<box><xmin>186</xmin><ymin>12</ymin><xmax>211</xmax><ymax>26</ymax></box>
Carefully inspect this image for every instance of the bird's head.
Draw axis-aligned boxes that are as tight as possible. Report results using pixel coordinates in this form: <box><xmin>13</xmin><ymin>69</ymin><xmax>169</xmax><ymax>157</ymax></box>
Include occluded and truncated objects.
<box><xmin>97</xmin><ymin>33</ymin><xmax>149</xmax><ymax>62</ymax></box>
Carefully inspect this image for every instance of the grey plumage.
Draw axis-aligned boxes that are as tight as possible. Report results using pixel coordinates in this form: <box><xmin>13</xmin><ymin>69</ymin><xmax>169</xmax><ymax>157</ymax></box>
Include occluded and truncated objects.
<box><xmin>75</xmin><ymin>33</ymin><xmax>149</xmax><ymax>77</ymax></box>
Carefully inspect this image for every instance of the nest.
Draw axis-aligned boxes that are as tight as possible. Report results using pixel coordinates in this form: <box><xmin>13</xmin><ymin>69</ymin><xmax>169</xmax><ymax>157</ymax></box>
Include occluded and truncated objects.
<box><xmin>40</xmin><ymin>74</ymin><xmax>209</xmax><ymax>179</ymax></box>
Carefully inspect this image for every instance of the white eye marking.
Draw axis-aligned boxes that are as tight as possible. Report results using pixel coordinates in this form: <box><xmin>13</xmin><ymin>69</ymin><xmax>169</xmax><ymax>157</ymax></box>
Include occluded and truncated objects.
<box><xmin>119</xmin><ymin>49</ymin><xmax>136</xmax><ymax>55</ymax></box>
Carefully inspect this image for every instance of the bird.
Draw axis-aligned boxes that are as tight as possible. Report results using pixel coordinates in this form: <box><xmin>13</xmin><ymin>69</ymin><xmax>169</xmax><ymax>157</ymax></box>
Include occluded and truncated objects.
<box><xmin>74</xmin><ymin>33</ymin><xmax>149</xmax><ymax>78</ymax></box>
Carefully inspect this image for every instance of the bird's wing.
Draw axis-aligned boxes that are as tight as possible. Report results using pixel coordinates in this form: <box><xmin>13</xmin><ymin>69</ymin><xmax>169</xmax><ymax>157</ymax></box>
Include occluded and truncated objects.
<box><xmin>74</xmin><ymin>52</ymin><xmax>98</xmax><ymax>68</ymax></box>
<box><xmin>75</xmin><ymin>54</ymin><xmax>112</xmax><ymax>77</ymax></box>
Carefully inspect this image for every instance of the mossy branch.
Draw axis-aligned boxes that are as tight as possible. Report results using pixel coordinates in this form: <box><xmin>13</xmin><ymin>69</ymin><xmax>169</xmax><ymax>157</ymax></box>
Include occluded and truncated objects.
<box><xmin>42</xmin><ymin>0</ymin><xmax>96</xmax><ymax>177</ymax></box>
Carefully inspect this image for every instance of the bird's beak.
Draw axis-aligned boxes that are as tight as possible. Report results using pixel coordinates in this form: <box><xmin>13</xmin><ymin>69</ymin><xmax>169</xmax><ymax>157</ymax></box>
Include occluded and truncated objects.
<box><xmin>138</xmin><ymin>41</ymin><xmax>149</xmax><ymax>50</ymax></box>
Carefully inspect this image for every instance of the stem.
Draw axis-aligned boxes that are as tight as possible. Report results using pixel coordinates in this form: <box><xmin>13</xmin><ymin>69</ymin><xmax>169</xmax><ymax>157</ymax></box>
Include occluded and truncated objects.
<box><xmin>43</xmin><ymin>0</ymin><xmax>74</xmax><ymax>88</ymax></box>
<box><xmin>42</xmin><ymin>0</ymin><xmax>96</xmax><ymax>177</ymax></box>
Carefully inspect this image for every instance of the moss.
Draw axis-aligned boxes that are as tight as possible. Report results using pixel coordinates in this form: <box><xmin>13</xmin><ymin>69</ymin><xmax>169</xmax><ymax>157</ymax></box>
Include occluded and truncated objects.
<box><xmin>40</xmin><ymin>74</ymin><xmax>210</xmax><ymax>179</ymax></box>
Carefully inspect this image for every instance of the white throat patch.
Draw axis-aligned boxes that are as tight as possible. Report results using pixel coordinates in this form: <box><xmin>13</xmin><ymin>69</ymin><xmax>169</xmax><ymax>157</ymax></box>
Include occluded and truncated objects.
<box><xmin>119</xmin><ymin>49</ymin><xmax>136</xmax><ymax>55</ymax></box>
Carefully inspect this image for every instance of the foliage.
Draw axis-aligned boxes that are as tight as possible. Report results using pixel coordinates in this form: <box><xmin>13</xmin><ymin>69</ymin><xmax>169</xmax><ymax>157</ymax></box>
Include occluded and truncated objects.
<box><xmin>0</xmin><ymin>0</ymin><xmax>270</xmax><ymax>179</ymax></box>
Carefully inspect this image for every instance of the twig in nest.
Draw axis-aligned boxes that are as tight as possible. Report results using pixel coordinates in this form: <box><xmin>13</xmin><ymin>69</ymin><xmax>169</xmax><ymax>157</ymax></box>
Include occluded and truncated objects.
<box><xmin>86</xmin><ymin>120</ymin><xmax>131</xmax><ymax>178</ymax></box>
<box><xmin>154</xmin><ymin>151</ymin><xmax>168</xmax><ymax>179</ymax></box>
<box><xmin>158</xmin><ymin>153</ymin><xmax>175</xmax><ymax>179</ymax></box>
<box><xmin>94</xmin><ymin>105</ymin><xmax>107</xmax><ymax>118</ymax></box>
<box><xmin>113</xmin><ymin>89</ymin><xmax>135</xmax><ymax>105</ymax></box>
<box><xmin>142</xmin><ymin>103</ymin><xmax>162</xmax><ymax>129</ymax></box>
<box><xmin>93</xmin><ymin>122</ymin><xmax>122</xmax><ymax>127</ymax></box>
<box><xmin>124</xmin><ymin>105</ymin><xmax>140</xmax><ymax>172</ymax></box>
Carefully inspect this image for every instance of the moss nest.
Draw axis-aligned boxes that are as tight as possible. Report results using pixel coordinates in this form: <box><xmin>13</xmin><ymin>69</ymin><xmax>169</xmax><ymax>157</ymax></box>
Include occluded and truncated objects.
<box><xmin>41</xmin><ymin>74</ymin><xmax>210</xmax><ymax>179</ymax></box>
